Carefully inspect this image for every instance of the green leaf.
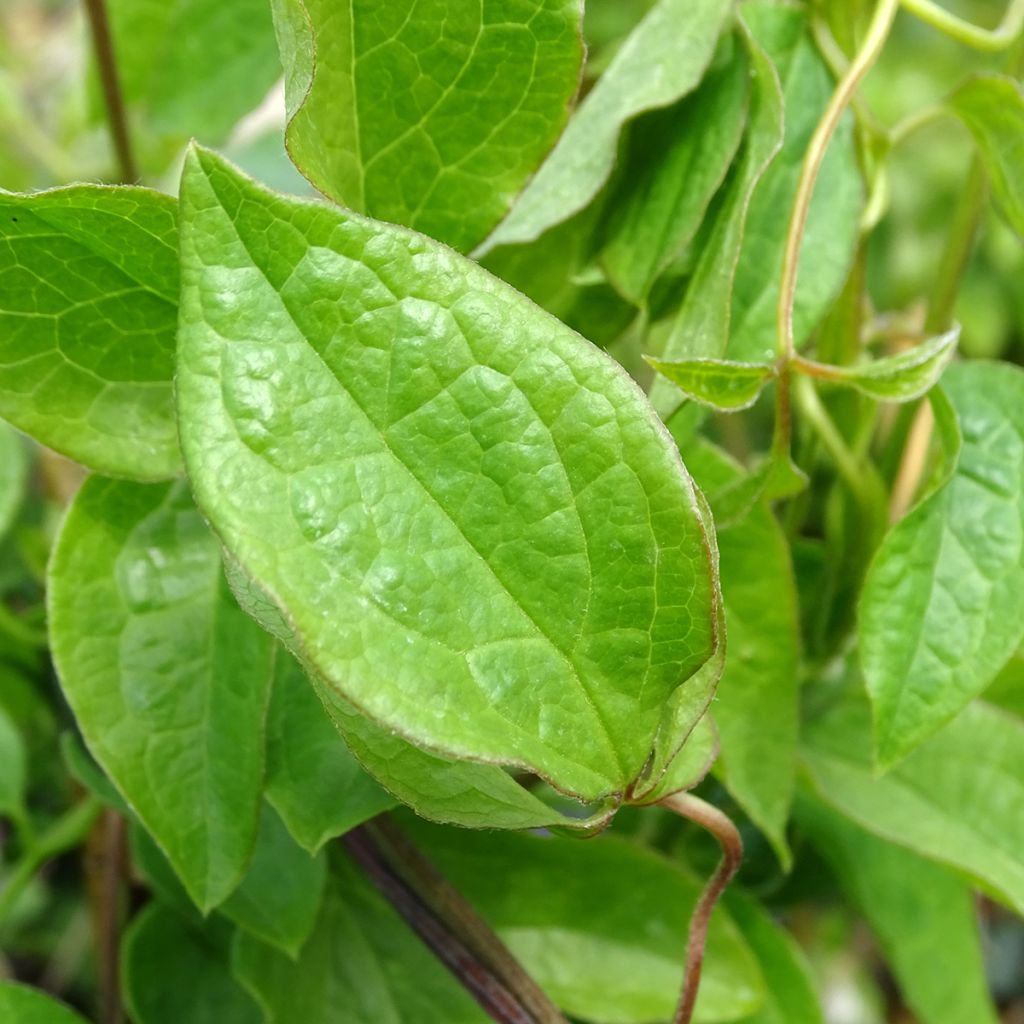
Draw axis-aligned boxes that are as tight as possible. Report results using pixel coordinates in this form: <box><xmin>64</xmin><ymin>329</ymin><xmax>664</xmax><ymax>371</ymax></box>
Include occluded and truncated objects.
<box><xmin>794</xmin><ymin>329</ymin><xmax>959</xmax><ymax>402</ymax></box>
<box><xmin>59</xmin><ymin>732</ymin><xmax>129</xmax><ymax>815</ymax></box>
<box><xmin>405</xmin><ymin>819</ymin><xmax>765</xmax><ymax>1024</ymax></box>
<box><xmin>0</xmin><ymin>186</ymin><xmax>180</xmax><ymax>480</ymax></box>
<box><xmin>600</xmin><ymin>33</ymin><xmax>750</xmax><ymax>304</ymax></box>
<box><xmin>722</xmin><ymin>889</ymin><xmax>824</xmax><ymax>1024</ymax></box>
<box><xmin>232</xmin><ymin>849</ymin><xmax>490</xmax><ymax>1023</ymax></box>
<box><xmin>0</xmin><ymin>706</ymin><xmax>25</xmax><ymax>824</ymax></box>
<box><xmin>272</xmin><ymin>0</ymin><xmax>584</xmax><ymax>252</ymax></box>
<box><xmin>0</xmin><ymin>422</ymin><xmax>26</xmax><ymax>543</ymax></box>
<box><xmin>265</xmin><ymin>653</ymin><xmax>394</xmax><ymax>854</ymax></box>
<box><xmin>802</xmin><ymin>692</ymin><xmax>1024</xmax><ymax>915</ymax></box>
<box><xmin>48</xmin><ymin>477</ymin><xmax>276</xmax><ymax>910</ymax></box>
<box><xmin>726</xmin><ymin>2</ymin><xmax>862</xmax><ymax>363</ymax></box>
<box><xmin>99</xmin><ymin>0</ymin><xmax>281</xmax><ymax>151</ymax></box>
<box><xmin>0</xmin><ymin>982</ymin><xmax>90</xmax><ymax>1024</ymax></box>
<box><xmin>860</xmin><ymin>361</ymin><xmax>1024</xmax><ymax>766</ymax></box>
<box><xmin>948</xmin><ymin>74</ymin><xmax>1024</xmax><ymax>237</ymax></box>
<box><xmin>646</xmin><ymin>358</ymin><xmax>775</xmax><ymax>411</ymax></box>
<box><xmin>797</xmin><ymin>793</ymin><xmax>999</xmax><ymax>1024</ymax></box>
<box><xmin>176</xmin><ymin>145</ymin><xmax>719</xmax><ymax>813</ymax></box>
<box><xmin>649</xmin><ymin>9</ymin><xmax>784</xmax><ymax>421</ymax></box>
<box><xmin>219</xmin><ymin>804</ymin><xmax>326</xmax><ymax>958</ymax></box>
<box><xmin>123</xmin><ymin>906</ymin><xmax>261</xmax><ymax>1024</ymax></box>
<box><xmin>482</xmin><ymin>0</ymin><xmax>734</xmax><ymax>252</ymax></box>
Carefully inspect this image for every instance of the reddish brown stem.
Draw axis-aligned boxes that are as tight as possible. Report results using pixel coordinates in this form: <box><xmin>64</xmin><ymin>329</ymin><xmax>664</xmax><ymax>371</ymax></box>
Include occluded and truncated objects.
<box><xmin>659</xmin><ymin>793</ymin><xmax>743</xmax><ymax>1024</ymax></box>
<box><xmin>84</xmin><ymin>808</ymin><xmax>127</xmax><ymax>1024</ymax></box>
<box><xmin>82</xmin><ymin>0</ymin><xmax>138</xmax><ymax>183</ymax></box>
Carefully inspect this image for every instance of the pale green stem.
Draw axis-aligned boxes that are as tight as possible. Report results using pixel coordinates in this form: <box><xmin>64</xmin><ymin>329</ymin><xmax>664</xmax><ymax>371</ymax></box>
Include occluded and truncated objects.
<box><xmin>901</xmin><ymin>0</ymin><xmax>1024</xmax><ymax>51</ymax></box>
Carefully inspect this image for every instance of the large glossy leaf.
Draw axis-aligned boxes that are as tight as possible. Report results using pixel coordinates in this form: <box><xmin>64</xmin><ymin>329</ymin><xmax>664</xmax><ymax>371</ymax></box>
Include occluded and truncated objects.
<box><xmin>725</xmin><ymin>2</ymin><xmax>862</xmax><ymax>363</ymax></box>
<box><xmin>948</xmin><ymin>74</ymin><xmax>1024</xmax><ymax>237</ymax></box>
<box><xmin>723</xmin><ymin>890</ymin><xmax>823</xmax><ymax>1024</ymax></box>
<box><xmin>481</xmin><ymin>0</ymin><xmax>733</xmax><ymax>252</ymax></box>
<box><xmin>0</xmin><ymin>422</ymin><xmax>26</xmax><ymax>542</ymax></box>
<box><xmin>860</xmin><ymin>361</ymin><xmax>1024</xmax><ymax>766</ymax></box>
<box><xmin>599</xmin><ymin>33</ymin><xmax>750</xmax><ymax>304</ymax></box>
<box><xmin>272</xmin><ymin>0</ymin><xmax>584</xmax><ymax>252</ymax></box>
<box><xmin>0</xmin><ymin>983</ymin><xmax>90</xmax><ymax>1024</ymax></box>
<box><xmin>406</xmin><ymin>819</ymin><xmax>765</xmax><ymax>1024</ymax></box>
<box><xmin>649</xmin><ymin>9</ymin><xmax>784</xmax><ymax>421</ymax></box>
<box><xmin>265</xmin><ymin>653</ymin><xmax>394</xmax><ymax>854</ymax></box>
<box><xmin>797</xmin><ymin>793</ymin><xmax>999</xmax><ymax>1024</ymax></box>
<box><xmin>123</xmin><ymin>906</ymin><xmax>261</xmax><ymax>1024</ymax></box>
<box><xmin>176</xmin><ymin>145</ymin><xmax>719</xmax><ymax>813</ymax></box>
<box><xmin>685</xmin><ymin>441</ymin><xmax>799</xmax><ymax>865</ymax></box>
<box><xmin>802</xmin><ymin>693</ymin><xmax>1024</xmax><ymax>915</ymax></box>
<box><xmin>48</xmin><ymin>477</ymin><xmax>275</xmax><ymax>910</ymax></box>
<box><xmin>99</xmin><ymin>0</ymin><xmax>281</xmax><ymax>152</ymax></box>
<box><xmin>232</xmin><ymin>849</ymin><xmax>490</xmax><ymax>1023</ymax></box>
<box><xmin>0</xmin><ymin>186</ymin><xmax>179</xmax><ymax>479</ymax></box>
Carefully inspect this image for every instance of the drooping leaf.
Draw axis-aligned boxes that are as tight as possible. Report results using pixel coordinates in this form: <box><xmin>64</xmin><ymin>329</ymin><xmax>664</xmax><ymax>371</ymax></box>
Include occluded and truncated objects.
<box><xmin>232</xmin><ymin>849</ymin><xmax>490</xmax><ymax>1024</ymax></box>
<box><xmin>794</xmin><ymin>328</ymin><xmax>958</xmax><ymax>402</ymax></box>
<box><xmin>481</xmin><ymin>0</ymin><xmax>734</xmax><ymax>253</ymax></box>
<box><xmin>646</xmin><ymin>358</ymin><xmax>775</xmax><ymax>411</ymax></box>
<box><xmin>649</xmin><ymin>9</ymin><xmax>784</xmax><ymax>421</ymax></box>
<box><xmin>272</xmin><ymin>0</ymin><xmax>584</xmax><ymax>252</ymax></box>
<box><xmin>0</xmin><ymin>706</ymin><xmax>26</xmax><ymax>824</ymax></box>
<box><xmin>0</xmin><ymin>982</ymin><xmax>90</xmax><ymax>1024</ymax></box>
<box><xmin>405</xmin><ymin>819</ymin><xmax>766</xmax><ymax>1024</ymax></box>
<box><xmin>48</xmin><ymin>477</ymin><xmax>275</xmax><ymax>910</ymax></box>
<box><xmin>98</xmin><ymin>0</ymin><xmax>281</xmax><ymax>154</ymax></box>
<box><xmin>797</xmin><ymin>793</ymin><xmax>999</xmax><ymax>1024</ymax></box>
<box><xmin>0</xmin><ymin>422</ymin><xmax>26</xmax><ymax>542</ymax></box>
<box><xmin>860</xmin><ymin>361</ymin><xmax>1024</xmax><ymax>766</ymax></box>
<box><xmin>265</xmin><ymin>653</ymin><xmax>394</xmax><ymax>854</ymax></box>
<box><xmin>600</xmin><ymin>33</ymin><xmax>750</xmax><ymax>304</ymax></box>
<box><xmin>685</xmin><ymin>440</ymin><xmax>799</xmax><ymax>865</ymax></box>
<box><xmin>725</xmin><ymin>2</ymin><xmax>863</xmax><ymax>363</ymax></box>
<box><xmin>0</xmin><ymin>186</ymin><xmax>179</xmax><ymax>479</ymax></box>
<box><xmin>948</xmin><ymin>74</ymin><xmax>1024</xmax><ymax>237</ymax></box>
<box><xmin>802</xmin><ymin>692</ymin><xmax>1024</xmax><ymax>915</ymax></box>
<box><xmin>219</xmin><ymin>804</ymin><xmax>326</xmax><ymax>958</ymax></box>
<box><xmin>123</xmin><ymin>906</ymin><xmax>261</xmax><ymax>1024</ymax></box>
<box><xmin>176</xmin><ymin>145</ymin><xmax>719</xmax><ymax>816</ymax></box>
<box><xmin>722</xmin><ymin>889</ymin><xmax>824</xmax><ymax>1024</ymax></box>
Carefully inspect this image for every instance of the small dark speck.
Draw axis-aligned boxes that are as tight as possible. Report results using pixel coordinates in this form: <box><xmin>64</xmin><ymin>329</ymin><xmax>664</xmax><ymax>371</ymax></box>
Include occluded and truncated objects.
<box><xmin>11</xmin><ymin>217</ymin><xmax>17</xmax><ymax>222</ymax></box>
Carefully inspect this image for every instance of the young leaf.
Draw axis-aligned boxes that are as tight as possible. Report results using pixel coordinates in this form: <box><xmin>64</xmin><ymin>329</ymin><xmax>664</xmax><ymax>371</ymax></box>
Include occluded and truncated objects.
<box><xmin>725</xmin><ymin>1</ymin><xmax>863</xmax><ymax>363</ymax></box>
<box><xmin>600</xmin><ymin>33</ymin><xmax>750</xmax><ymax>304</ymax></box>
<box><xmin>722</xmin><ymin>889</ymin><xmax>824</xmax><ymax>1024</ymax></box>
<box><xmin>0</xmin><ymin>422</ymin><xmax>26</xmax><ymax>543</ymax></box>
<box><xmin>272</xmin><ymin>0</ymin><xmax>584</xmax><ymax>252</ymax></box>
<box><xmin>123</xmin><ymin>906</ymin><xmax>262</xmax><ymax>1024</ymax></box>
<box><xmin>176</xmin><ymin>146</ymin><xmax>719</xmax><ymax>813</ymax></box>
<box><xmin>98</xmin><ymin>0</ymin><xmax>281</xmax><ymax>153</ymax></box>
<box><xmin>0</xmin><ymin>186</ymin><xmax>179</xmax><ymax>480</ymax></box>
<box><xmin>405</xmin><ymin>819</ymin><xmax>766</xmax><ymax>1024</ymax></box>
<box><xmin>794</xmin><ymin>328</ymin><xmax>958</xmax><ymax>402</ymax></box>
<box><xmin>860</xmin><ymin>361</ymin><xmax>1024</xmax><ymax>767</ymax></box>
<box><xmin>649</xmin><ymin>9</ymin><xmax>784</xmax><ymax>421</ymax></box>
<box><xmin>265</xmin><ymin>654</ymin><xmax>394</xmax><ymax>854</ymax></box>
<box><xmin>646</xmin><ymin>357</ymin><xmax>775</xmax><ymax>411</ymax></box>
<box><xmin>232</xmin><ymin>849</ymin><xmax>490</xmax><ymax>1023</ymax></box>
<box><xmin>480</xmin><ymin>0</ymin><xmax>734</xmax><ymax>253</ymax></box>
<box><xmin>802</xmin><ymin>693</ymin><xmax>1024</xmax><ymax>915</ymax></box>
<box><xmin>218</xmin><ymin>804</ymin><xmax>326</xmax><ymax>959</ymax></box>
<box><xmin>948</xmin><ymin>74</ymin><xmax>1024</xmax><ymax>237</ymax></box>
<box><xmin>48</xmin><ymin>478</ymin><xmax>275</xmax><ymax>910</ymax></box>
<box><xmin>797</xmin><ymin>793</ymin><xmax>999</xmax><ymax>1024</ymax></box>
<box><xmin>0</xmin><ymin>982</ymin><xmax>90</xmax><ymax>1024</ymax></box>
<box><xmin>685</xmin><ymin>441</ymin><xmax>799</xmax><ymax>866</ymax></box>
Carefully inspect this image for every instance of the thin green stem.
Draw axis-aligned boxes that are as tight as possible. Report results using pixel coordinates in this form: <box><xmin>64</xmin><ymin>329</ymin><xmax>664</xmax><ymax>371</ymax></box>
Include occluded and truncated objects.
<box><xmin>659</xmin><ymin>793</ymin><xmax>743</xmax><ymax>1024</ymax></box>
<box><xmin>900</xmin><ymin>0</ymin><xmax>1024</xmax><ymax>51</ymax></box>
<box><xmin>82</xmin><ymin>0</ymin><xmax>138</xmax><ymax>183</ymax></box>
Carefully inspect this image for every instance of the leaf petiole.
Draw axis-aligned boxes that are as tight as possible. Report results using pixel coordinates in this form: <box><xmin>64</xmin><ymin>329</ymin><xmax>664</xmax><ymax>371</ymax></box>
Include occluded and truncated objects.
<box><xmin>900</xmin><ymin>0</ymin><xmax>1024</xmax><ymax>51</ymax></box>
